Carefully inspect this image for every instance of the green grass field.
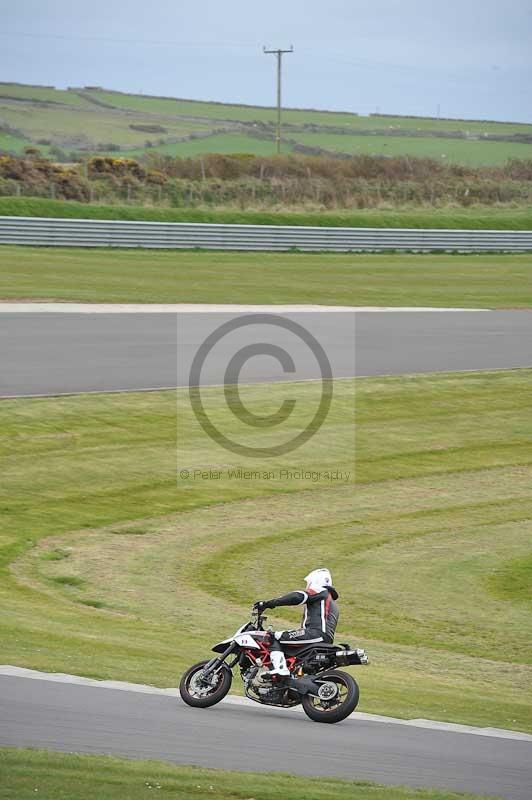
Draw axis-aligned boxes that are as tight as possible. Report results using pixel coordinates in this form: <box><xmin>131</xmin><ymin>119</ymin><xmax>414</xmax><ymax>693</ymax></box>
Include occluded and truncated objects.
<box><xmin>97</xmin><ymin>129</ymin><xmax>532</xmax><ymax>163</ymax></box>
<box><xmin>0</xmin><ymin>130</ymin><xmax>36</xmax><ymax>154</ymax></box>
<box><xmin>3</xmin><ymin>198</ymin><xmax>532</xmax><ymax>230</ymax></box>
<box><xmin>1</xmin><ymin>370</ymin><xmax>531</xmax><ymax>731</ymax></box>
<box><xmin>85</xmin><ymin>88</ymin><xmax>532</xmax><ymax>136</ymax></box>
<box><xmin>0</xmin><ymin>749</ymin><xmax>495</xmax><ymax>800</ymax></box>
<box><xmin>0</xmin><ymin>83</ymin><xmax>92</xmax><ymax>107</ymax></box>
<box><xmin>291</xmin><ymin>132</ymin><xmax>532</xmax><ymax>166</ymax></box>
<box><xmin>0</xmin><ymin>99</ymin><xmax>214</xmax><ymax>149</ymax></box>
<box><xmin>1</xmin><ymin>82</ymin><xmax>532</xmax><ymax>163</ymax></box>
<box><xmin>110</xmin><ymin>132</ymin><xmax>290</xmax><ymax>158</ymax></box>
<box><xmin>0</xmin><ymin>197</ymin><xmax>532</xmax><ymax>231</ymax></box>
<box><xmin>0</xmin><ymin>245</ymin><xmax>530</xmax><ymax>307</ymax></box>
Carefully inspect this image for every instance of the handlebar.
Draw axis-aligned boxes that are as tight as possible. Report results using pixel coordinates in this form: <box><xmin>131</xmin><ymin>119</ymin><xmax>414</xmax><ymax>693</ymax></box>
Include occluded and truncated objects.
<box><xmin>251</xmin><ymin>608</ymin><xmax>267</xmax><ymax>630</ymax></box>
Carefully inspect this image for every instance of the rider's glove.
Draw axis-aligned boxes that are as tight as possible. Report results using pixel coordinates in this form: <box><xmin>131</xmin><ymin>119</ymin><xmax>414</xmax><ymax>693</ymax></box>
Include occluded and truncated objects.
<box><xmin>253</xmin><ymin>600</ymin><xmax>270</xmax><ymax>612</ymax></box>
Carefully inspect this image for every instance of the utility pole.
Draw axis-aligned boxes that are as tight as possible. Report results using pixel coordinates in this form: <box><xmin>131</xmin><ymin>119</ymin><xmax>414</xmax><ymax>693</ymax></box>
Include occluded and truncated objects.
<box><xmin>263</xmin><ymin>45</ymin><xmax>293</xmax><ymax>154</ymax></box>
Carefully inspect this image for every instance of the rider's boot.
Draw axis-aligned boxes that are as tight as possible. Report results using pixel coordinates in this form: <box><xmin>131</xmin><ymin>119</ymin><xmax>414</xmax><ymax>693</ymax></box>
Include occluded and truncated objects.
<box><xmin>265</xmin><ymin>649</ymin><xmax>290</xmax><ymax>678</ymax></box>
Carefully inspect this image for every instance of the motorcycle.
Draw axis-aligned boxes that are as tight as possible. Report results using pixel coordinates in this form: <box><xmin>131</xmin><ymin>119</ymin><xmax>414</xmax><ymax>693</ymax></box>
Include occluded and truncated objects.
<box><xmin>179</xmin><ymin>608</ymin><xmax>368</xmax><ymax>723</ymax></box>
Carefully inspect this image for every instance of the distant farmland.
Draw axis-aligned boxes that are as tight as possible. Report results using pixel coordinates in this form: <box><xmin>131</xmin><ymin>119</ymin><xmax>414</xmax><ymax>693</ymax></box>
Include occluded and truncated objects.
<box><xmin>290</xmin><ymin>131</ymin><xmax>532</xmax><ymax>166</ymax></box>
<box><xmin>1</xmin><ymin>82</ymin><xmax>531</xmax><ymax>165</ymax></box>
<box><xmin>113</xmin><ymin>133</ymin><xmax>288</xmax><ymax>159</ymax></box>
<box><xmin>81</xmin><ymin>87</ymin><xmax>532</xmax><ymax>135</ymax></box>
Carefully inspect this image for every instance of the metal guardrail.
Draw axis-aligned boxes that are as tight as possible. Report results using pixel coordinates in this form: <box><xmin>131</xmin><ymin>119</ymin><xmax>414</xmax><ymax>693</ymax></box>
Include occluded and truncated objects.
<box><xmin>0</xmin><ymin>216</ymin><xmax>531</xmax><ymax>252</ymax></box>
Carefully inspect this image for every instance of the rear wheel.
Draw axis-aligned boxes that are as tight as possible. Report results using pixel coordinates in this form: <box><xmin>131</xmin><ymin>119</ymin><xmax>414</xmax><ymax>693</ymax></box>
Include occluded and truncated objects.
<box><xmin>179</xmin><ymin>660</ymin><xmax>232</xmax><ymax>708</ymax></box>
<box><xmin>301</xmin><ymin>670</ymin><xmax>359</xmax><ymax>723</ymax></box>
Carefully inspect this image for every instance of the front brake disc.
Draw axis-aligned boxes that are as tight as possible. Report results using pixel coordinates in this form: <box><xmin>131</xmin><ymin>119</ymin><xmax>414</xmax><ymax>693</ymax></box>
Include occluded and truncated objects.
<box><xmin>189</xmin><ymin>671</ymin><xmax>215</xmax><ymax>696</ymax></box>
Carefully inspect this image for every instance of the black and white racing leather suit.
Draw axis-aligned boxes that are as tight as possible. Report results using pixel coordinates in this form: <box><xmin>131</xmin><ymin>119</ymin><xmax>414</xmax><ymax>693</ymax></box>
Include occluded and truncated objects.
<box><xmin>263</xmin><ymin>587</ymin><xmax>339</xmax><ymax>647</ymax></box>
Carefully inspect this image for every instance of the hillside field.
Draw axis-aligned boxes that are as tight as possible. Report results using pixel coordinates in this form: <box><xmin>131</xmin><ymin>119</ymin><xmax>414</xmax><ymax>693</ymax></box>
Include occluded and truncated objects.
<box><xmin>1</xmin><ymin>82</ymin><xmax>532</xmax><ymax>165</ymax></box>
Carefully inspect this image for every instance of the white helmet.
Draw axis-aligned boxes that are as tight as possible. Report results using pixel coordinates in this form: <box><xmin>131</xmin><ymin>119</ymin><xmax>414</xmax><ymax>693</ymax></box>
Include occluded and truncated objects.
<box><xmin>304</xmin><ymin>568</ymin><xmax>332</xmax><ymax>594</ymax></box>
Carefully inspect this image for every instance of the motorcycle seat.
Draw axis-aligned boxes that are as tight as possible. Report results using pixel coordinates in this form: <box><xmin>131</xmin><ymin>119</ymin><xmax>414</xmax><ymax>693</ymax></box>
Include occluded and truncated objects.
<box><xmin>280</xmin><ymin>642</ymin><xmax>340</xmax><ymax>654</ymax></box>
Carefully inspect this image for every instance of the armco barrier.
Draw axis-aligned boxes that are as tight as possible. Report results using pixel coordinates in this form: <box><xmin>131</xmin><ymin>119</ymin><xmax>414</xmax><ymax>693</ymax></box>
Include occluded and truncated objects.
<box><xmin>0</xmin><ymin>216</ymin><xmax>531</xmax><ymax>252</ymax></box>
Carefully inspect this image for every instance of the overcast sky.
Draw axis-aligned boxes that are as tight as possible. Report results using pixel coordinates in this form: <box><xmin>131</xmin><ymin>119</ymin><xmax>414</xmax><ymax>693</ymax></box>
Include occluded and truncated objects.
<box><xmin>2</xmin><ymin>0</ymin><xmax>531</xmax><ymax>122</ymax></box>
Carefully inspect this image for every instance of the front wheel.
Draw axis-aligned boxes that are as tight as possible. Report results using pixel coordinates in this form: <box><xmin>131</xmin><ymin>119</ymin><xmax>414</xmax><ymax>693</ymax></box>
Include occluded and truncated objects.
<box><xmin>301</xmin><ymin>670</ymin><xmax>359</xmax><ymax>723</ymax></box>
<box><xmin>179</xmin><ymin>660</ymin><xmax>232</xmax><ymax>708</ymax></box>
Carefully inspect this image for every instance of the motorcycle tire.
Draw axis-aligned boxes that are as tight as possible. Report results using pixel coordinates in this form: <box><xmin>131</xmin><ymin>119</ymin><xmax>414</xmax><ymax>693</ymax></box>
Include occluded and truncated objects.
<box><xmin>301</xmin><ymin>669</ymin><xmax>359</xmax><ymax>723</ymax></box>
<box><xmin>179</xmin><ymin>660</ymin><xmax>233</xmax><ymax>708</ymax></box>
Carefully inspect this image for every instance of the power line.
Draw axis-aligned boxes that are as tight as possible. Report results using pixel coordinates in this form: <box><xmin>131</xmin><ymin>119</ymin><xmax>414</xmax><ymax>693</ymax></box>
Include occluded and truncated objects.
<box><xmin>0</xmin><ymin>31</ymin><xmax>254</xmax><ymax>49</ymax></box>
<box><xmin>263</xmin><ymin>45</ymin><xmax>293</xmax><ymax>155</ymax></box>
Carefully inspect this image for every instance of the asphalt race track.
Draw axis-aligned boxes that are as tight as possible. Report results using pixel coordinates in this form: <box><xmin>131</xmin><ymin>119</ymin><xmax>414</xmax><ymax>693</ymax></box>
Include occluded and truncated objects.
<box><xmin>1</xmin><ymin>310</ymin><xmax>532</xmax><ymax>397</ymax></box>
<box><xmin>1</xmin><ymin>675</ymin><xmax>531</xmax><ymax>800</ymax></box>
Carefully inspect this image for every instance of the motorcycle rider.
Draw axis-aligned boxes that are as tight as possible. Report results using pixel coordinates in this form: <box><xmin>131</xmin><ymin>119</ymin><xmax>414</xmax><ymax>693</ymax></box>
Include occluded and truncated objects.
<box><xmin>253</xmin><ymin>567</ymin><xmax>339</xmax><ymax>678</ymax></box>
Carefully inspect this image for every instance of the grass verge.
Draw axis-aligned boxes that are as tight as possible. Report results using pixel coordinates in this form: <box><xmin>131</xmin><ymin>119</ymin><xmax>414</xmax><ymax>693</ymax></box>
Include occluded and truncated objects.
<box><xmin>2</xmin><ymin>197</ymin><xmax>532</xmax><ymax>230</ymax></box>
<box><xmin>0</xmin><ymin>245</ymin><xmax>531</xmax><ymax>306</ymax></box>
<box><xmin>1</xmin><ymin>371</ymin><xmax>531</xmax><ymax>731</ymax></box>
<box><xmin>0</xmin><ymin>749</ymin><xmax>496</xmax><ymax>800</ymax></box>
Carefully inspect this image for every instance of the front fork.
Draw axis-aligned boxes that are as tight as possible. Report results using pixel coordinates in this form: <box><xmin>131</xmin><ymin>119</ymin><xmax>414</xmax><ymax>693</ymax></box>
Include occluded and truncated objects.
<box><xmin>201</xmin><ymin>643</ymin><xmax>239</xmax><ymax>680</ymax></box>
